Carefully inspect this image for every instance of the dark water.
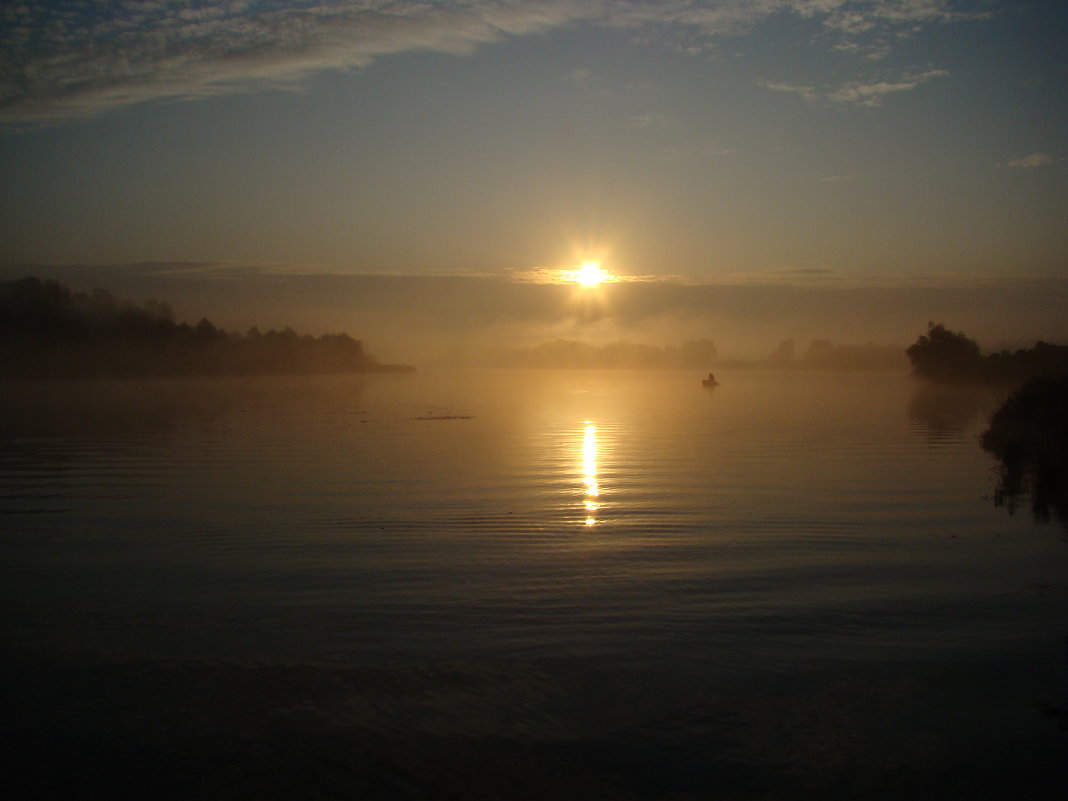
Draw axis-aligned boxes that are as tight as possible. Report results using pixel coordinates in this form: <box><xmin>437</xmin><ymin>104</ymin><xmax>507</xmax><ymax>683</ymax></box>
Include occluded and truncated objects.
<box><xmin>3</xmin><ymin>370</ymin><xmax>1066</xmax><ymax>799</ymax></box>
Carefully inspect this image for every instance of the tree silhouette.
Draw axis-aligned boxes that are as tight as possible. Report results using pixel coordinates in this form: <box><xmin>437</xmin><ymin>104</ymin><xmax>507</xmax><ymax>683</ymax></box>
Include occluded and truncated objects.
<box><xmin>1</xmin><ymin>276</ymin><xmax>407</xmax><ymax>379</ymax></box>
<box><xmin>905</xmin><ymin>322</ymin><xmax>1068</xmax><ymax>383</ymax></box>
<box><xmin>981</xmin><ymin>376</ymin><xmax>1068</xmax><ymax>530</ymax></box>
<box><xmin>768</xmin><ymin>338</ymin><xmax>796</xmax><ymax>365</ymax></box>
<box><xmin>905</xmin><ymin>322</ymin><xmax>982</xmax><ymax>380</ymax></box>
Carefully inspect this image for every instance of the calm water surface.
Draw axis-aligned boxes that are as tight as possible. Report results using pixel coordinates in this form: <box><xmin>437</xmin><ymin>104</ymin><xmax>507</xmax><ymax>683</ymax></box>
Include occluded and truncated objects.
<box><xmin>3</xmin><ymin>369</ymin><xmax>1066</xmax><ymax>799</ymax></box>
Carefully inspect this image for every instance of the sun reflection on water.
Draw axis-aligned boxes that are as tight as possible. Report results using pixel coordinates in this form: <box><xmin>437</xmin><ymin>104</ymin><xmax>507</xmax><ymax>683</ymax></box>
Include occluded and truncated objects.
<box><xmin>582</xmin><ymin>421</ymin><xmax>599</xmax><ymax>526</ymax></box>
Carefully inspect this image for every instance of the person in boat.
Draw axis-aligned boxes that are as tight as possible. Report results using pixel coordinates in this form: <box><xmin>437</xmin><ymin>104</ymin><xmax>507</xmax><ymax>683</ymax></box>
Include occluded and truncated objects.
<box><xmin>703</xmin><ymin>372</ymin><xmax>718</xmax><ymax>386</ymax></box>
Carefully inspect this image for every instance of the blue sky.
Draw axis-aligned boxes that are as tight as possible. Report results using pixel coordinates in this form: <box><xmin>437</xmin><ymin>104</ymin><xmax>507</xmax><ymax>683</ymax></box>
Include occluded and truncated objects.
<box><xmin>1</xmin><ymin>1</ymin><xmax>1066</xmax><ymax>353</ymax></box>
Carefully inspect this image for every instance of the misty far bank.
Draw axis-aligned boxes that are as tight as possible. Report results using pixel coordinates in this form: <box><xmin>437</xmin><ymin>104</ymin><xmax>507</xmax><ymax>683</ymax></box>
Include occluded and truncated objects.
<box><xmin>1</xmin><ymin>276</ymin><xmax>909</xmax><ymax>376</ymax></box>
<box><xmin>6</xmin><ymin>276</ymin><xmax>1068</xmax><ymax>382</ymax></box>
<box><xmin>0</xmin><ymin>277</ymin><xmax>412</xmax><ymax>379</ymax></box>
<box><xmin>475</xmin><ymin>337</ymin><xmax>906</xmax><ymax>370</ymax></box>
<box><xmin>7</xmin><ymin>264</ymin><xmax>1068</xmax><ymax>368</ymax></box>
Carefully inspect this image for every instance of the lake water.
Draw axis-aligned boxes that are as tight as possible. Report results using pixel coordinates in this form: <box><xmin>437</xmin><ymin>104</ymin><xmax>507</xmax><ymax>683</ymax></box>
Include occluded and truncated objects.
<box><xmin>3</xmin><ymin>369</ymin><xmax>1067</xmax><ymax>799</ymax></box>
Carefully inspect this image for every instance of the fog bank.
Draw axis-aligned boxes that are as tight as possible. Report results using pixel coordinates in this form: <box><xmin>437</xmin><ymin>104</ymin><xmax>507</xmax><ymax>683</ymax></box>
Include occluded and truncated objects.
<box><xmin>4</xmin><ymin>264</ymin><xmax>1067</xmax><ymax>365</ymax></box>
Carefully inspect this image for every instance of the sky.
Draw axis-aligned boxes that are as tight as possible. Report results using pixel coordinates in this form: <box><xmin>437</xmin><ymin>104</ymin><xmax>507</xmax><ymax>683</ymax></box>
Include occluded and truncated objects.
<box><xmin>1</xmin><ymin>1</ymin><xmax>1066</xmax><ymax>360</ymax></box>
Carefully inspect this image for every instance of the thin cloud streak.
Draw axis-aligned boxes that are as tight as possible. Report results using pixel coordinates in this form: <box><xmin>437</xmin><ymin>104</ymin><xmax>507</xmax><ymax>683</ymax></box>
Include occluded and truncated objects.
<box><xmin>1002</xmin><ymin>152</ymin><xmax>1055</xmax><ymax>169</ymax></box>
<box><xmin>10</xmin><ymin>259</ymin><xmax>1060</xmax><ymax>293</ymax></box>
<box><xmin>759</xmin><ymin>68</ymin><xmax>949</xmax><ymax>107</ymax></box>
<box><xmin>2</xmin><ymin>0</ymin><xmax>988</xmax><ymax>125</ymax></box>
<box><xmin>509</xmin><ymin>265</ymin><xmax>673</xmax><ymax>284</ymax></box>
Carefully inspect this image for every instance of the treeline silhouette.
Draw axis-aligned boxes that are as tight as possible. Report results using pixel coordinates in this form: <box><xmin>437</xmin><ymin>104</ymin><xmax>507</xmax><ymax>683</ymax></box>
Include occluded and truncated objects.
<box><xmin>0</xmin><ymin>276</ymin><xmax>409</xmax><ymax>379</ymax></box>
<box><xmin>906</xmin><ymin>322</ymin><xmax>1068</xmax><ymax>383</ymax></box>
<box><xmin>486</xmin><ymin>338</ymin><xmax>718</xmax><ymax>369</ymax></box>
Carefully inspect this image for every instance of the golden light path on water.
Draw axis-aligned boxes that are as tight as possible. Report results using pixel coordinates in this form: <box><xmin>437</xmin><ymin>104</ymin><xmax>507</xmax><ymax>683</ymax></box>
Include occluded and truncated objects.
<box><xmin>582</xmin><ymin>421</ymin><xmax>599</xmax><ymax>527</ymax></box>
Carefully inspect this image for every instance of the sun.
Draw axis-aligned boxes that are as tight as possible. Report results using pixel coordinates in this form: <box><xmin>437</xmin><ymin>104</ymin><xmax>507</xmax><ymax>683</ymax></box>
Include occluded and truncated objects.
<box><xmin>571</xmin><ymin>260</ymin><xmax>614</xmax><ymax>286</ymax></box>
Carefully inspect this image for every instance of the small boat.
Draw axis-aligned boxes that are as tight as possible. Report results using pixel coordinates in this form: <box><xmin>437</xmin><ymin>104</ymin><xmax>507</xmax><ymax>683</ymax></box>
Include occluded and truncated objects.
<box><xmin>702</xmin><ymin>372</ymin><xmax>718</xmax><ymax>388</ymax></box>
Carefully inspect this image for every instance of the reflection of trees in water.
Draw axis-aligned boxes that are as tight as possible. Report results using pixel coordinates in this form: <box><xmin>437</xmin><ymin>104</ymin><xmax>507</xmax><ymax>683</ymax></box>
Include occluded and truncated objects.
<box><xmin>981</xmin><ymin>377</ymin><xmax>1068</xmax><ymax>738</ymax></box>
<box><xmin>907</xmin><ymin>384</ymin><xmax>986</xmax><ymax>443</ymax></box>
<box><xmin>0</xmin><ymin>379</ymin><xmax>234</xmax><ymax>442</ymax></box>
<box><xmin>0</xmin><ymin>376</ymin><xmax>370</xmax><ymax>442</ymax></box>
<box><xmin>981</xmin><ymin>376</ymin><xmax>1068</xmax><ymax>533</ymax></box>
<box><xmin>0</xmin><ymin>377</ymin><xmax>368</xmax><ymax>495</ymax></box>
<box><xmin>0</xmin><ymin>380</ymin><xmax>243</xmax><ymax>510</ymax></box>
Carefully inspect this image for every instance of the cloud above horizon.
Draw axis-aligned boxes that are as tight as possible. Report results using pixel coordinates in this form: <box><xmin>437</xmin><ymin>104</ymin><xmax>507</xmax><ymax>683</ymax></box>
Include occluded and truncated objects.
<box><xmin>759</xmin><ymin>68</ymin><xmax>950</xmax><ymax>107</ymax></box>
<box><xmin>1</xmin><ymin>0</ymin><xmax>988</xmax><ymax>126</ymax></box>
<box><xmin>1002</xmin><ymin>152</ymin><xmax>1055</xmax><ymax>169</ymax></box>
<box><xmin>7</xmin><ymin>258</ymin><xmax>1061</xmax><ymax>294</ymax></box>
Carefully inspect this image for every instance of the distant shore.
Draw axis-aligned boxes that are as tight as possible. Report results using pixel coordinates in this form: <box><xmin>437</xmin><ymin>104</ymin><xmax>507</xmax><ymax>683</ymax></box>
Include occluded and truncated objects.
<box><xmin>1</xmin><ymin>276</ymin><xmax>414</xmax><ymax>380</ymax></box>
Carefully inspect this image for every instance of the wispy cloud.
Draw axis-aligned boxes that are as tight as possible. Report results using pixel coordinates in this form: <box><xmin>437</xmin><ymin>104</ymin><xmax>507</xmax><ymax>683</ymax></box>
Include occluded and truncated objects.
<box><xmin>759</xmin><ymin>80</ymin><xmax>820</xmax><ymax>104</ymax></box>
<box><xmin>1001</xmin><ymin>152</ymin><xmax>1055</xmax><ymax>169</ymax></box>
<box><xmin>565</xmin><ymin>67</ymin><xmax>600</xmax><ymax>90</ymax></box>
<box><xmin>818</xmin><ymin>0</ymin><xmax>990</xmax><ymax>58</ymax></box>
<box><xmin>1</xmin><ymin>1</ymin><xmax>986</xmax><ymax>126</ymax></box>
<box><xmin>821</xmin><ymin>0</ymin><xmax>986</xmax><ymax>33</ymax></box>
<box><xmin>630</xmin><ymin>112</ymin><xmax>685</xmax><ymax>131</ymax></box>
<box><xmin>719</xmin><ymin>265</ymin><xmax>844</xmax><ymax>287</ymax></box>
<box><xmin>828</xmin><ymin>69</ymin><xmax>949</xmax><ymax>106</ymax></box>
<box><xmin>832</xmin><ymin>40</ymin><xmax>892</xmax><ymax>61</ymax></box>
<box><xmin>815</xmin><ymin>0</ymin><xmax>991</xmax><ymax>46</ymax></box>
<box><xmin>713</xmin><ymin>264</ymin><xmax>1065</xmax><ymax>291</ymax></box>
<box><xmin>664</xmin><ymin>140</ymin><xmax>732</xmax><ymax>160</ymax></box>
<box><xmin>3</xmin><ymin>0</ymin><xmax>594</xmax><ymax>125</ymax></box>
<box><xmin>759</xmin><ymin>68</ymin><xmax>949</xmax><ymax>107</ymax></box>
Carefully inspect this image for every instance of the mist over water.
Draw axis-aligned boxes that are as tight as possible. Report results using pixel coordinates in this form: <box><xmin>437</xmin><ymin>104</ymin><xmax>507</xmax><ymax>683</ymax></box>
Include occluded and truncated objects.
<box><xmin>4</xmin><ymin>369</ymin><xmax>1067</xmax><ymax>798</ymax></box>
<box><xmin>8</xmin><ymin>265</ymin><xmax>1068</xmax><ymax>366</ymax></box>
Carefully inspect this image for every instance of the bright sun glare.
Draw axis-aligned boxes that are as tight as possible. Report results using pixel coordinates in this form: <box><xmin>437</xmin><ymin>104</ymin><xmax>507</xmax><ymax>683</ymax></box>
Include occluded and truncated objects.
<box><xmin>571</xmin><ymin>260</ymin><xmax>614</xmax><ymax>287</ymax></box>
